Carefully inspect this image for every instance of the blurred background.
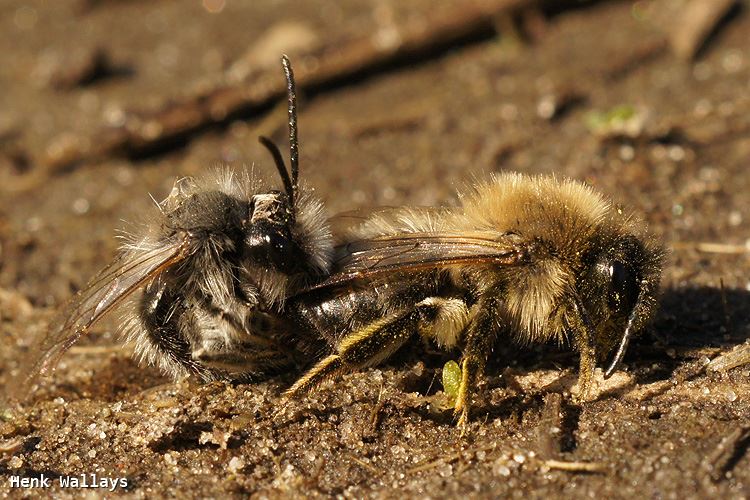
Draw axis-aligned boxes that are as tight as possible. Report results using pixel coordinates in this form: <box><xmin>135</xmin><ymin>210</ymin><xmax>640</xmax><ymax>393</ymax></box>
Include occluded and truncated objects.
<box><xmin>1</xmin><ymin>0</ymin><xmax>749</xmax><ymax>497</ymax></box>
<box><xmin>1</xmin><ymin>0</ymin><xmax>748</xmax><ymax>304</ymax></box>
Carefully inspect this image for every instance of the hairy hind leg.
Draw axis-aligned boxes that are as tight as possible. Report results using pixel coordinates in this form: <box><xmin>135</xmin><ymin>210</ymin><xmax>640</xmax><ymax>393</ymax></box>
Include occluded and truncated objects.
<box><xmin>285</xmin><ymin>297</ymin><xmax>470</xmax><ymax>398</ymax></box>
<box><xmin>284</xmin><ymin>307</ymin><xmax>421</xmax><ymax>397</ymax></box>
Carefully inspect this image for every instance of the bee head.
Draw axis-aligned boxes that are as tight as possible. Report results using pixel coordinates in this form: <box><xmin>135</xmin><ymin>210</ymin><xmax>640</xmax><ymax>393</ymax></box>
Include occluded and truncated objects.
<box><xmin>243</xmin><ymin>190</ymin><xmax>309</xmax><ymax>275</ymax></box>
<box><xmin>578</xmin><ymin>234</ymin><xmax>662</xmax><ymax>378</ymax></box>
<box><xmin>246</xmin><ymin>56</ymin><xmax>332</xmax><ymax>278</ymax></box>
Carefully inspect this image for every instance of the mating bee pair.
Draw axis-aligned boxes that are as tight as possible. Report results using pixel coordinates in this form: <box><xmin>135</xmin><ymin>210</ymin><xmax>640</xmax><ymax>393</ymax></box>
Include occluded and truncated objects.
<box><xmin>17</xmin><ymin>56</ymin><xmax>663</xmax><ymax>427</ymax></box>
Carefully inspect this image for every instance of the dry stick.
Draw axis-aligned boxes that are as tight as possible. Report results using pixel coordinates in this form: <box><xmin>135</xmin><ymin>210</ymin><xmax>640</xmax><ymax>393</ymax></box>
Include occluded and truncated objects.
<box><xmin>631</xmin><ymin>358</ymin><xmax>709</xmax><ymax>402</ymax></box>
<box><xmin>541</xmin><ymin>459</ymin><xmax>606</xmax><ymax>473</ymax></box>
<box><xmin>603</xmin><ymin>38</ymin><xmax>668</xmax><ymax>81</ymax></box>
<box><xmin>701</xmin><ymin>425</ymin><xmax>750</xmax><ymax>483</ymax></box>
<box><xmin>672</xmin><ymin>242</ymin><xmax>750</xmax><ymax>255</ymax></box>
<box><xmin>668</xmin><ymin>0</ymin><xmax>738</xmax><ymax>60</ymax></box>
<box><xmin>708</xmin><ymin>341</ymin><xmax>750</xmax><ymax>373</ymax></box>
<box><xmin>40</xmin><ymin>0</ymin><xmax>535</xmax><ymax>171</ymax></box>
<box><xmin>407</xmin><ymin>443</ymin><xmax>498</xmax><ymax>474</ymax></box>
<box><xmin>346</xmin><ymin>453</ymin><xmax>380</xmax><ymax>475</ymax></box>
<box><xmin>366</xmin><ymin>384</ymin><xmax>387</xmax><ymax>437</ymax></box>
<box><xmin>536</xmin><ymin>392</ymin><xmax>562</xmax><ymax>460</ymax></box>
<box><xmin>533</xmin><ymin>393</ymin><xmax>607</xmax><ymax>474</ymax></box>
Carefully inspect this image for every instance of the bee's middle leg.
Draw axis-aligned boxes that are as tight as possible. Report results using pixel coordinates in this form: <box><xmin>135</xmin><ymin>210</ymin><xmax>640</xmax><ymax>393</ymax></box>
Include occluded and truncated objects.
<box><xmin>454</xmin><ymin>295</ymin><xmax>503</xmax><ymax>431</ymax></box>
<box><xmin>571</xmin><ymin>321</ymin><xmax>596</xmax><ymax>401</ymax></box>
<box><xmin>191</xmin><ymin>310</ymin><xmax>292</xmax><ymax>376</ymax></box>
<box><xmin>191</xmin><ymin>344</ymin><xmax>292</xmax><ymax>375</ymax></box>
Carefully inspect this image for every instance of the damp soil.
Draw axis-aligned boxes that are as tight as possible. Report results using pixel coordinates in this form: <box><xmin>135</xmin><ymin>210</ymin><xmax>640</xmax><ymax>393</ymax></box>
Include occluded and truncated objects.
<box><xmin>2</xmin><ymin>0</ymin><xmax>750</xmax><ymax>497</ymax></box>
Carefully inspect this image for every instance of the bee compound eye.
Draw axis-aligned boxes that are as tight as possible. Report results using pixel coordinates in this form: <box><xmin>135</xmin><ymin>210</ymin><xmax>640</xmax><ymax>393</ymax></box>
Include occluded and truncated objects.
<box><xmin>608</xmin><ymin>261</ymin><xmax>639</xmax><ymax>313</ymax></box>
<box><xmin>245</xmin><ymin>225</ymin><xmax>305</xmax><ymax>275</ymax></box>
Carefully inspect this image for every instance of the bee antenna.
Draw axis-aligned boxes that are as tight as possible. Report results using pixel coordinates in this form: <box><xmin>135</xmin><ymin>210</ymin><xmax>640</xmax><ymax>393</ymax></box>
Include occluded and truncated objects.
<box><xmin>257</xmin><ymin>56</ymin><xmax>299</xmax><ymax>205</ymax></box>
<box><xmin>281</xmin><ymin>54</ymin><xmax>299</xmax><ymax>201</ymax></box>
<box><xmin>258</xmin><ymin>135</ymin><xmax>294</xmax><ymax>201</ymax></box>
<box><xmin>603</xmin><ymin>308</ymin><xmax>637</xmax><ymax>379</ymax></box>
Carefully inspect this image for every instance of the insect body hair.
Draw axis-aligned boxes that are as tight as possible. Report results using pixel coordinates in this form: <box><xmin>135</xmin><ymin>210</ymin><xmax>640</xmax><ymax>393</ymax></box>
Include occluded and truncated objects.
<box><xmin>115</xmin><ymin>167</ymin><xmax>332</xmax><ymax>380</ymax></box>
<box><xmin>11</xmin><ymin>55</ymin><xmax>335</xmax><ymax>396</ymax></box>
<box><xmin>457</xmin><ymin>173</ymin><xmax>617</xmax><ymax>344</ymax></box>
<box><xmin>287</xmin><ymin>172</ymin><xmax>664</xmax><ymax>419</ymax></box>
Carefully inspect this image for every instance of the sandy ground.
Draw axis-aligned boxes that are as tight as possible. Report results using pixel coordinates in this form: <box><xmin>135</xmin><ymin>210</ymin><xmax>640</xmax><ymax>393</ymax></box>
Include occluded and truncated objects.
<box><xmin>2</xmin><ymin>0</ymin><xmax>750</xmax><ymax>497</ymax></box>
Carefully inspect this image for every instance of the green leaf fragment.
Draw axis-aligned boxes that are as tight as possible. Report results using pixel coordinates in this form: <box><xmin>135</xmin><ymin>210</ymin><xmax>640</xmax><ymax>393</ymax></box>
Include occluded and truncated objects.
<box><xmin>584</xmin><ymin>104</ymin><xmax>637</xmax><ymax>133</ymax></box>
<box><xmin>442</xmin><ymin>360</ymin><xmax>461</xmax><ymax>400</ymax></box>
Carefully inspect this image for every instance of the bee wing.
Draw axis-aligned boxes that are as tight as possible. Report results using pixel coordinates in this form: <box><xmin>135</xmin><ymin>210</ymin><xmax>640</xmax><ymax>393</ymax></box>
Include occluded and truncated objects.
<box><xmin>306</xmin><ymin>230</ymin><xmax>527</xmax><ymax>290</ymax></box>
<box><xmin>14</xmin><ymin>234</ymin><xmax>192</xmax><ymax>394</ymax></box>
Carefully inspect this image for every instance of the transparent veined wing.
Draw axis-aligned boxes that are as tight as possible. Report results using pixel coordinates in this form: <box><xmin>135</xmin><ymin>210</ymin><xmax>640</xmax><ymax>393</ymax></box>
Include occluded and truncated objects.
<box><xmin>11</xmin><ymin>233</ymin><xmax>192</xmax><ymax>398</ymax></box>
<box><xmin>305</xmin><ymin>230</ymin><xmax>528</xmax><ymax>291</ymax></box>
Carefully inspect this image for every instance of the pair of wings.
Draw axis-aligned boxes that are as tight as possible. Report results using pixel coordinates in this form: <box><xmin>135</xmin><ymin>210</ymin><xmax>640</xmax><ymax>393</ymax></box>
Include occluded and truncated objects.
<box><xmin>304</xmin><ymin>208</ymin><xmax>527</xmax><ymax>290</ymax></box>
<box><xmin>10</xmin><ymin>234</ymin><xmax>192</xmax><ymax>399</ymax></box>
<box><xmin>12</xmin><ymin>209</ymin><xmax>526</xmax><ymax>397</ymax></box>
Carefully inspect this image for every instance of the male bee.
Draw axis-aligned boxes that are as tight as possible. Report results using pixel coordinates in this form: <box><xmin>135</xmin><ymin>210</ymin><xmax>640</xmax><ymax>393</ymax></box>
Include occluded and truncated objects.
<box><xmin>14</xmin><ymin>56</ymin><xmax>333</xmax><ymax>394</ymax></box>
<box><xmin>285</xmin><ymin>173</ymin><xmax>664</xmax><ymax>427</ymax></box>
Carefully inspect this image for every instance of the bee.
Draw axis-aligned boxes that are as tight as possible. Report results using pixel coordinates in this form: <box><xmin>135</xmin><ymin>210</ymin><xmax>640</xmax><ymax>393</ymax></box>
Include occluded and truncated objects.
<box><xmin>14</xmin><ymin>56</ymin><xmax>333</xmax><ymax>395</ymax></box>
<box><xmin>285</xmin><ymin>173</ymin><xmax>664</xmax><ymax>428</ymax></box>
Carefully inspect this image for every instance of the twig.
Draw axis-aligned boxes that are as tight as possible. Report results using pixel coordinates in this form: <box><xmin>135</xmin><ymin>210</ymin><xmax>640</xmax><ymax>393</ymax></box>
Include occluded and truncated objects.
<box><xmin>541</xmin><ymin>459</ymin><xmax>607</xmax><ymax>473</ymax></box>
<box><xmin>346</xmin><ymin>453</ymin><xmax>379</xmax><ymax>475</ymax></box>
<box><xmin>367</xmin><ymin>384</ymin><xmax>387</xmax><ymax>437</ymax></box>
<box><xmin>668</xmin><ymin>0</ymin><xmax>737</xmax><ymax>60</ymax></box>
<box><xmin>604</xmin><ymin>39</ymin><xmax>668</xmax><ymax>81</ymax></box>
<box><xmin>701</xmin><ymin>425</ymin><xmax>750</xmax><ymax>483</ymax></box>
<box><xmin>536</xmin><ymin>392</ymin><xmax>562</xmax><ymax>460</ymax></box>
<box><xmin>407</xmin><ymin>443</ymin><xmax>497</xmax><ymax>474</ymax></box>
<box><xmin>40</xmin><ymin>0</ymin><xmax>537</xmax><ymax>172</ymax></box>
<box><xmin>671</xmin><ymin>242</ymin><xmax>749</xmax><ymax>255</ymax></box>
<box><xmin>708</xmin><ymin>341</ymin><xmax>750</xmax><ymax>373</ymax></box>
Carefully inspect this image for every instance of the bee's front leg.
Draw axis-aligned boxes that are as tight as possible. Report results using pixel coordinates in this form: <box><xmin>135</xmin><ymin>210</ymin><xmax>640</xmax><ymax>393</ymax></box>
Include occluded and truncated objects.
<box><xmin>570</xmin><ymin>300</ymin><xmax>597</xmax><ymax>401</ymax></box>
<box><xmin>572</xmin><ymin>329</ymin><xmax>596</xmax><ymax>401</ymax></box>
<box><xmin>191</xmin><ymin>305</ymin><xmax>293</xmax><ymax>378</ymax></box>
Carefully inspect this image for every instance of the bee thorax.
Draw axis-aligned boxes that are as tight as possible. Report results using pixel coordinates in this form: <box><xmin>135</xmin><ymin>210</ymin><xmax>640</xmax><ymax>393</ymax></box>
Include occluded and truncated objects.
<box><xmin>504</xmin><ymin>258</ymin><xmax>568</xmax><ymax>343</ymax></box>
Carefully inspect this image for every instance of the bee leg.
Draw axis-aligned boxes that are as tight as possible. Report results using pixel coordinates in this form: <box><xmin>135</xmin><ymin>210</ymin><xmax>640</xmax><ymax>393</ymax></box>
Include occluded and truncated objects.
<box><xmin>285</xmin><ymin>304</ymin><xmax>435</xmax><ymax>398</ymax></box>
<box><xmin>191</xmin><ymin>308</ymin><xmax>293</xmax><ymax>377</ymax></box>
<box><xmin>454</xmin><ymin>297</ymin><xmax>503</xmax><ymax>432</ymax></box>
<box><xmin>283</xmin><ymin>354</ymin><xmax>344</xmax><ymax>397</ymax></box>
<box><xmin>572</xmin><ymin>328</ymin><xmax>596</xmax><ymax>401</ymax></box>
<box><xmin>137</xmin><ymin>284</ymin><xmax>205</xmax><ymax>380</ymax></box>
<box><xmin>568</xmin><ymin>297</ymin><xmax>597</xmax><ymax>401</ymax></box>
<box><xmin>192</xmin><ymin>345</ymin><xmax>291</xmax><ymax>376</ymax></box>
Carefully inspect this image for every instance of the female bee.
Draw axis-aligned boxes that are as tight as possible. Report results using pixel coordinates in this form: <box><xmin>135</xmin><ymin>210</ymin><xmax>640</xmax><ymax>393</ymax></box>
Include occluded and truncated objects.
<box><xmin>15</xmin><ymin>56</ymin><xmax>333</xmax><ymax>394</ymax></box>
<box><xmin>285</xmin><ymin>173</ymin><xmax>664</xmax><ymax>428</ymax></box>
